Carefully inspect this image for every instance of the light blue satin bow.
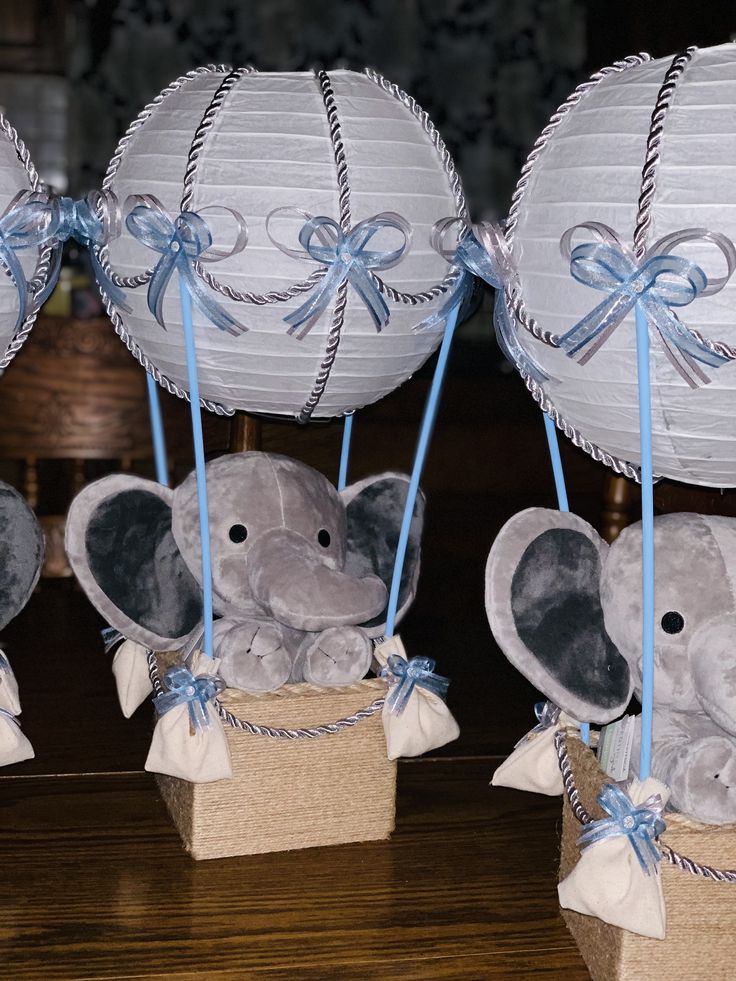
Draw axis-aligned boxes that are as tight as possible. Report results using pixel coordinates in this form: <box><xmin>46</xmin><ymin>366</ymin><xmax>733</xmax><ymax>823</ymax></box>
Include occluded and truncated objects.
<box><xmin>578</xmin><ymin>783</ymin><xmax>666</xmax><ymax>876</ymax></box>
<box><xmin>0</xmin><ymin>650</ymin><xmax>9</xmax><ymax>674</ymax></box>
<box><xmin>49</xmin><ymin>193</ymin><xmax>129</xmax><ymax>310</ymax></box>
<box><xmin>101</xmin><ymin>626</ymin><xmax>124</xmax><ymax>654</ymax></box>
<box><xmin>532</xmin><ymin>700</ymin><xmax>561</xmax><ymax>732</ymax></box>
<box><xmin>125</xmin><ymin>196</ymin><xmax>248</xmax><ymax>335</ymax></box>
<box><xmin>429</xmin><ymin>217</ymin><xmax>550</xmax><ymax>383</ymax></box>
<box><xmin>0</xmin><ymin>706</ymin><xmax>19</xmax><ymax>724</ymax></box>
<box><xmin>267</xmin><ymin>209</ymin><xmax>410</xmax><ymax>338</ymax></box>
<box><xmin>0</xmin><ymin>190</ymin><xmax>57</xmax><ymax>329</ymax></box>
<box><xmin>380</xmin><ymin>653</ymin><xmax>450</xmax><ymax>715</ymax></box>
<box><xmin>560</xmin><ymin>222</ymin><xmax>736</xmax><ymax>387</ymax></box>
<box><xmin>153</xmin><ymin>664</ymin><xmax>224</xmax><ymax>733</ymax></box>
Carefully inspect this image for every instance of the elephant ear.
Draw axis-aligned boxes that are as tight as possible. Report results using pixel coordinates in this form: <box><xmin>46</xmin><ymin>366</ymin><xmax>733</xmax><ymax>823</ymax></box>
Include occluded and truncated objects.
<box><xmin>341</xmin><ymin>472</ymin><xmax>425</xmax><ymax>637</ymax></box>
<box><xmin>65</xmin><ymin>474</ymin><xmax>203</xmax><ymax>651</ymax></box>
<box><xmin>485</xmin><ymin>507</ymin><xmax>632</xmax><ymax>723</ymax></box>
<box><xmin>0</xmin><ymin>481</ymin><xmax>44</xmax><ymax>630</ymax></box>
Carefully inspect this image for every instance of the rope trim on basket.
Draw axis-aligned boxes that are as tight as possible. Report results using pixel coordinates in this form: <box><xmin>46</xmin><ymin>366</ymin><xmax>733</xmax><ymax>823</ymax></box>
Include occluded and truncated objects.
<box><xmin>147</xmin><ymin>648</ymin><xmax>386</xmax><ymax>739</ymax></box>
<box><xmin>555</xmin><ymin>728</ymin><xmax>736</xmax><ymax>882</ymax></box>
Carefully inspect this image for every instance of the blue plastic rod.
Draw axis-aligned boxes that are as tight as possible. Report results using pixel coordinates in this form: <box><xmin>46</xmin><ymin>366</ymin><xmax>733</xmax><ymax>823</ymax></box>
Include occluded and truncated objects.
<box><xmin>635</xmin><ymin>303</ymin><xmax>655</xmax><ymax>780</ymax></box>
<box><xmin>179</xmin><ymin>280</ymin><xmax>214</xmax><ymax>660</ymax></box>
<box><xmin>385</xmin><ymin>303</ymin><xmax>460</xmax><ymax>637</ymax></box>
<box><xmin>146</xmin><ymin>373</ymin><xmax>170</xmax><ymax>487</ymax></box>
<box><xmin>541</xmin><ymin>411</ymin><xmax>588</xmax><ymax>741</ymax></box>
<box><xmin>543</xmin><ymin>413</ymin><xmax>569</xmax><ymax>512</ymax></box>
<box><xmin>337</xmin><ymin>412</ymin><xmax>354</xmax><ymax>491</ymax></box>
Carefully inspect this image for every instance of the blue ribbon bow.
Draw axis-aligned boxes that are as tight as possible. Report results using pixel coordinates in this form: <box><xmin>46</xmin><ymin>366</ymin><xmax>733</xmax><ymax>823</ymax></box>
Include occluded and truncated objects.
<box><xmin>0</xmin><ymin>190</ymin><xmax>58</xmax><ymax>329</ymax></box>
<box><xmin>428</xmin><ymin>217</ymin><xmax>550</xmax><ymax>383</ymax></box>
<box><xmin>578</xmin><ymin>783</ymin><xmax>666</xmax><ymax>876</ymax></box>
<box><xmin>101</xmin><ymin>626</ymin><xmax>124</xmax><ymax>654</ymax></box>
<box><xmin>49</xmin><ymin>193</ymin><xmax>130</xmax><ymax>311</ymax></box>
<box><xmin>559</xmin><ymin>222</ymin><xmax>736</xmax><ymax>388</ymax></box>
<box><xmin>153</xmin><ymin>664</ymin><xmax>224</xmax><ymax>733</ymax></box>
<box><xmin>0</xmin><ymin>650</ymin><xmax>10</xmax><ymax>674</ymax></box>
<box><xmin>0</xmin><ymin>706</ymin><xmax>19</xmax><ymax>724</ymax></box>
<box><xmin>380</xmin><ymin>653</ymin><xmax>450</xmax><ymax>715</ymax></box>
<box><xmin>125</xmin><ymin>195</ymin><xmax>248</xmax><ymax>336</ymax></box>
<box><xmin>267</xmin><ymin>209</ymin><xmax>411</xmax><ymax>338</ymax></box>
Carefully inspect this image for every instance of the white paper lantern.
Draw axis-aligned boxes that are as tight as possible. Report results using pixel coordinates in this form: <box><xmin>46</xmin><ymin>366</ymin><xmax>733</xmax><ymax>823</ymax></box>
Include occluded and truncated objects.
<box><xmin>502</xmin><ymin>43</ymin><xmax>736</xmax><ymax>487</ymax></box>
<box><xmin>0</xmin><ymin>115</ymin><xmax>56</xmax><ymax>372</ymax></box>
<box><xmin>100</xmin><ymin>67</ymin><xmax>465</xmax><ymax>420</ymax></box>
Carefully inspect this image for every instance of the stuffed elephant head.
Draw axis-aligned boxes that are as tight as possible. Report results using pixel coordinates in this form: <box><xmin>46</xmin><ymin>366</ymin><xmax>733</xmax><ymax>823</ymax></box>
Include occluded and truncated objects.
<box><xmin>65</xmin><ymin>451</ymin><xmax>424</xmax><ymax>693</ymax></box>
<box><xmin>0</xmin><ymin>481</ymin><xmax>44</xmax><ymax>634</ymax></box>
<box><xmin>486</xmin><ymin>508</ymin><xmax>736</xmax><ymax>824</ymax></box>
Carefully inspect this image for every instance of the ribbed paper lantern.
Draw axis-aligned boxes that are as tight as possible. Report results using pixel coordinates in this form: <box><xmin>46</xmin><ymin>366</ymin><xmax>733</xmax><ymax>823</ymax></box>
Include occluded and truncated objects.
<box><xmin>100</xmin><ymin>67</ymin><xmax>465</xmax><ymax>420</ymax></box>
<box><xmin>502</xmin><ymin>43</ymin><xmax>736</xmax><ymax>487</ymax></box>
<box><xmin>0</xmin><ymin>115</ymin><xmax>55</xmax><ymax>371</ymax></box>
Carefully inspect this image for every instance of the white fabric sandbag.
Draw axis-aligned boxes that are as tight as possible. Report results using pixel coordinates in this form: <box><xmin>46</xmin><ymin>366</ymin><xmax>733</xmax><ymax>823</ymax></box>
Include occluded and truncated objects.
<box><xmin>112</xmin><ymin>639</ymin><xmax>154</xmax><ymax>717</ymax></box>
<box><xmin>0</xmin><ymin>709</ymin><xmax>34</xmax><ymax>766</ymax></box>
<box><xmin>374</xmin><ymin>636</ymin><xmax>459</xmax><ymax>760</ymax></box>
<box><xmin>145</xmin><ymin>653</ymin><xmax>232</xmax><ymax>783</ymax></box>
<box><xmin>492</xmin><ymin>707</ymin><xmax>575</xmax><ymax>796</ymax></box>
<box><xmin>558</xmin><ymin>777</ymin><xmax>669</xmax><ymax>940</ymax></box>
<box><xmin>0</xmin><ymin>649</ymin><xmax>21</xmax><ymax>716</ymax></box>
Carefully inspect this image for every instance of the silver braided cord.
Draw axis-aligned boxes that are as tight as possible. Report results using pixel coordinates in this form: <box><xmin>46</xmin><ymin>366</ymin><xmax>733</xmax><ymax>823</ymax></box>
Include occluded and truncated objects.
<box><xmin>103</xmin><ymin>296</ymin><xmax>235</xmax><ymax>415</ymax></box>
<box><xmin>524</xmin><ymin>370</ymin><xmax>642</xmax><ymax>481</ymax></box>
<box><xmin>632</xmin><ymin>48</ymin><xmax>736</xmax><ymax>363</ymax></box>
<box><xmin>97</xmin><ymin>66</ymin><xmax>235</xmax><ymax>414</ymax></box>
<box><xmin>502</xmin><ymin>54</ymin><xmax>650</xmax><ymax>350</ymax></box>
<box><xmin>216</xmin><ymin>695</ymin><xmax>386</xmax><ymax>739</ymax></box>
<box><xmin>555</xmin><ymin>729</ymin><xmax>736</xmax><ymax>882</ymax></box>
<box><xmin>506</xmin><ymin>53</ymin><xmax>650</xmax><ymax>244</ymax></box>
<box><xmin>633</xmin><ymin>48</ymin><xmax>696</xmax><ymax>259</ymax></box>
<box><xmin>103</xmin><ymin>65</ymin><xmax>228</xmax><ymax>193</ymax></box>
<box><xmin>297</xmin><ymin>68</ymin><xmax>353</xmax><ymax>423</ymax></box>
<box><xmin>0</xmin><ymin>114</ymin><xmax>56</xmax><ymax>373</ymax></box>
<box><xmin>363</xmin><ymin>67</ymin><xmax>467</xmax><ymax>221</ymax></box>
<box><xmin>179</xmin><ymin>66</ymin><xmax>328</xmax><ymax>306</ymax></box>
<box><xmin>194</xmin><ymin>262</ymin><xmax>326</xmax><ymax>304</ymax></box>
<box><xmin>101</xmin><ymin>66</ymin><xmax>228</xmax><ymax>289</ymax></box>
<box><xmin>180</xmin><ymin>66</ymin><xmax>256</xmax><ymax>213</ymax></box>
<box><xmin>0</xmin><ymin>113</ymin><xmax>41</xmax><ymax>190</ymax></box>
<box><xmin>147</xmin><ymin>648</ymin><xmax>386</xmax><ymax>739</ymax></box>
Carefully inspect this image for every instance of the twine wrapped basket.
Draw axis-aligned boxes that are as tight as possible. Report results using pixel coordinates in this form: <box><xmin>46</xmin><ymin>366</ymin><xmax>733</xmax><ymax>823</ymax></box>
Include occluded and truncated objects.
<box><xmin>152</xmin><ymin>651</ymin><xmax>395</xmax><ymax>860</ymax></box>
<box><xmin>558</xmin><ymin>732</ymin><xmax>736</xmax><ymax>981</ymax></box>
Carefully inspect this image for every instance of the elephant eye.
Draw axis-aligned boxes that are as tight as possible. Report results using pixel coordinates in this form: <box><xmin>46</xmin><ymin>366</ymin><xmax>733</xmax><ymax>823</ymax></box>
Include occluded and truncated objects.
<box><xmin>318</xmin><ymin>529</ymin><xmax>331</xmax><ymax>548</ymax></box>
<box><xmin>661</xmin><ymin>611</ymin><xmax>685</xmax><ymax>635</ymax></box>
<box><xmin>229</xmin><ymin>524</ymin><xmax>248</xmax><ymax>544</ymax></box>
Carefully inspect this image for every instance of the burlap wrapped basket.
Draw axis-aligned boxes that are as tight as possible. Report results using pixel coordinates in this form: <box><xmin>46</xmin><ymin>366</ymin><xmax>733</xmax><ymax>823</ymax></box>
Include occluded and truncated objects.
<box><xmin>558</xmin><ymin>731</ymin><xmax>736</xmax><ymax>981</ymax></box>
<box><xmin>155</xmin><ymin>673</ymin><xmax>396</xmax><ymax>861</ymax></box>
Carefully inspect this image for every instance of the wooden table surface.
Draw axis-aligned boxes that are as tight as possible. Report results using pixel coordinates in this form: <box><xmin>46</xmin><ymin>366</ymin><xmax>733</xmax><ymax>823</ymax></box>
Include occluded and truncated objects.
<box><xmin>1</xmin><ymin>349</ymin><xmax>600</xmax><ymax>980</ymax></box>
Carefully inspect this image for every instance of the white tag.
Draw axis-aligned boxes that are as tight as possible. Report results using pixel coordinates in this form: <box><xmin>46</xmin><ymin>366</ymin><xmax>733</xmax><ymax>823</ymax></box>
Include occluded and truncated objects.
<box><xmin>597</xmin><ymin>715</ymin><xmax>635</xmax><ymax>781</ymax></box>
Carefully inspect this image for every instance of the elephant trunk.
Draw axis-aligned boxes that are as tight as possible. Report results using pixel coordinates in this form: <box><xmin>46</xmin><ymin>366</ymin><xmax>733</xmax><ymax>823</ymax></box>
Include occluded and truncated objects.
<box><xmin>247</xmin><ymin>529</ymin><xmax>387</xmax><ymax>632</ymax></box>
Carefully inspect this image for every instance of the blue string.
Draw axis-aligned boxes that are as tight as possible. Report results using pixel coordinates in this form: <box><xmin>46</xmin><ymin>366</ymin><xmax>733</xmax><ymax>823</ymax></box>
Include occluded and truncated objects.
<box><xmin>178</xmin><ymin>279</ymin><xmax>214</xmax><ymax>660</ymax></box>
<box><xmin>146</xmin><ymin>373</ymin><xmax>170</xmax><ymax>487</ymax></box>
<box><xmin>542</xmin><ymin>413</ymin><xmax>569</xmax><ymax>512</ymax></box>
<box><xmin>337</xmin><ymin>412</ymin><xmax>353</xmax><ymax>491</ymax></box>
<box><xmin>541</xmin><ymin>411</ymin><xmax>588</xmax><ymax>742</ymax></box>
<box><xmin>385</xmin><ymin>303</ymin><xmax>460</xmax><ymax>636</ymax></box>
<box><xmin>635</xmin><ymin>303</ymin><xmax>655</xmax><ymax>780</ymax></box>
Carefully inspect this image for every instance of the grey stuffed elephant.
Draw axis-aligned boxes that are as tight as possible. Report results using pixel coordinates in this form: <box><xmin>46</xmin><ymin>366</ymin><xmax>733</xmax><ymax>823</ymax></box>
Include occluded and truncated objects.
<box><xmin>486</xmin><ymin>508</ymin><xmax>736</xmax><ymax>825</ymax></box>
<box><xmin>65</xmin><ymin>451</ymin><xmax>424</xmax><ymax>693</ymax></box>
<box><xmin>0</xmin><ymin>480</ymin><xmax>45</xmax><ymax>631</ymax></box>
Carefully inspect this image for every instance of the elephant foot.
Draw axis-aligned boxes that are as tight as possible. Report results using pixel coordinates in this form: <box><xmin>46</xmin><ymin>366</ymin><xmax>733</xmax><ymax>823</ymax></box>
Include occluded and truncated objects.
<box><xmin>217</xmin><ymin>621</ymin><xmax>292</xmax><ymax>694</ymax></box>
<box><xmin>669</xmin><ymin>736</ymin><xmax>736</xmax><ymax>824</ymax></box>
<box><xmin>299</xmin><ymin>626</ymin><xmax>373</xmax><ymax>687</ymax></box>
